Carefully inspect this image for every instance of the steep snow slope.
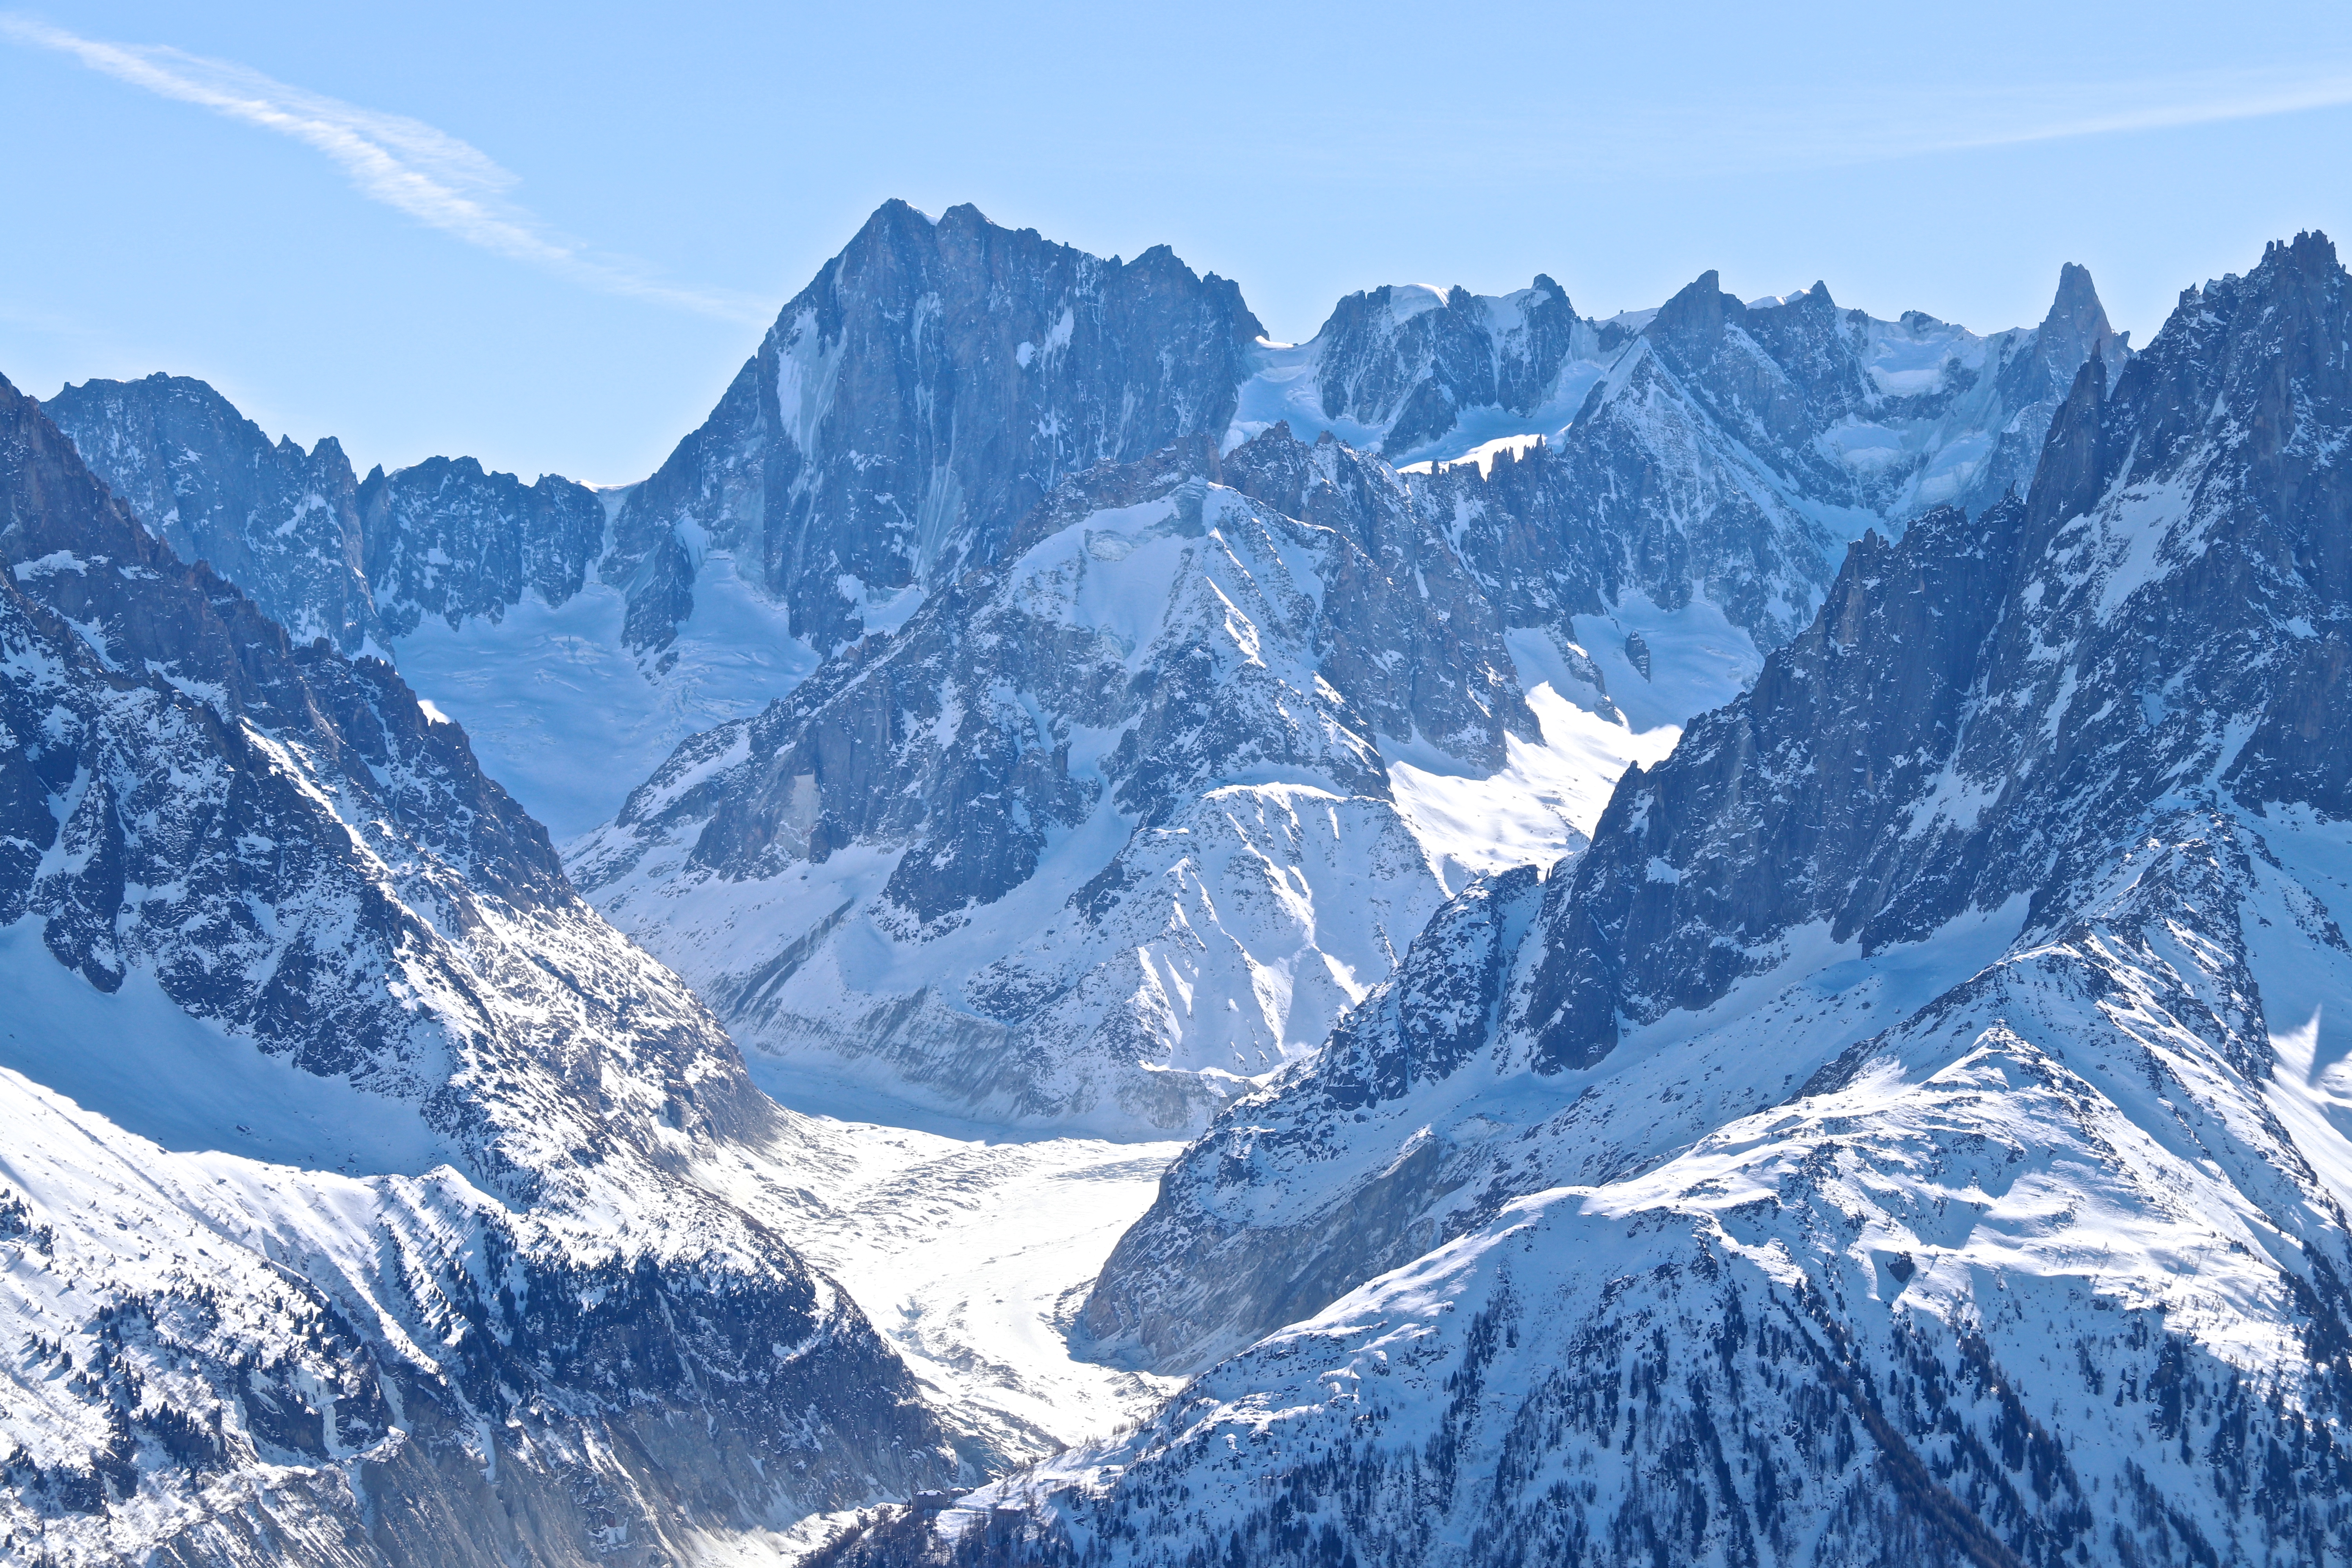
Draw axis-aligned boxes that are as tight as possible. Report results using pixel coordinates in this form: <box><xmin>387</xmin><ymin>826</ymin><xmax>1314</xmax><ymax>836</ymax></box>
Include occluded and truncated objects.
<box><xmin>808</xmin><ymin>234</ymin><xmax>2352</xmax><ymax>1567</ymax></box>
<box><xmin>1383</xmin><ymin>606</ymin><xmax>1759</xmax><ymax>884</ymax></box>
<box><xmin>0</xmin><ymin>374</ymin><xmax>955</xmax><ymax>1565</ymax></box>
<box><xmin>0</xmin><ymin>1062</ymin><xmax>949</xmax><ymax>1568</ymax></box>
<box><xmin>570</xmin><ymin>433</ymin><xmax>1530</xmax><ymax>1136</ymax></box>
<box><xmin>16</xmin><ymin>201</ymin><xmax>2225</xmax><ymax>1567</ymax></box>
<box><xmin>385</xmin><ymin>541</ymin><xmax>819</xmax><ymax>837</ymax></box>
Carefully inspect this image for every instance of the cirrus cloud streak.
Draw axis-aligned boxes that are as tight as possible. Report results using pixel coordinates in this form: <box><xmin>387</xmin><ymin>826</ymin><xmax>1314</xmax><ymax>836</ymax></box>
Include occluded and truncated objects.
<box><xmin>2</xmin><ymin>15</ymin><xmax>771</xmax><ymax>325</ymax></box>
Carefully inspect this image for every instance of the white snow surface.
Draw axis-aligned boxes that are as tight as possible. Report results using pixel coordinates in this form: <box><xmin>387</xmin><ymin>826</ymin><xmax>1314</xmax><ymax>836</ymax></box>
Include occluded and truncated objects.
<box><xmin>1391</xmin><ymin>431</ymin><xmax>1550</xmax><ymax>477</ymax></box>
<box><xmin>1381</xmin><ymin>602</ymin><xmax>1757</xmax><ymax>891</ymax></box>
<box><xmin>723</xmin><ymin>1079</ymin><xmax>1188</xmax><ymax>1462</ymax></box>
<box><xmin>392</xmin><ymin>550</ymin><xmax>819</xmax><ymax>840</ymax></box>
<box><xmin>962</xmin><ymin>810</ymin><xmax>2352</xmax><ymax>1564</ymax></box>
<box><xmin>0</xmin><ymin>921</ymin><xmax>456</xmax><ymax>1176</ymax></box>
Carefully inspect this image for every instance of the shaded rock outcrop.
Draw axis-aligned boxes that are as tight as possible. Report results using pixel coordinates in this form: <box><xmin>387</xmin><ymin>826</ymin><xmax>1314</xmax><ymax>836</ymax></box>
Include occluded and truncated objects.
<box><xmin>0</xmin><ymin>372</ymin><xmax>957</xmax><ymax>1565</ymax></box>
<box><xmin>603</xmin><ymin>200</ymin><xmax>1266</xmax><ymax>653</ymax></box>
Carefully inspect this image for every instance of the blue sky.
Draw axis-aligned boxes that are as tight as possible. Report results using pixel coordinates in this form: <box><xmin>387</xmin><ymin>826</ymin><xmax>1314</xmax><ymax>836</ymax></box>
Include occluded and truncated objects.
<box><xmin>4</xmin><ymin>1</ymin><xmax>2348</xmax><ymax>484</ymax></box>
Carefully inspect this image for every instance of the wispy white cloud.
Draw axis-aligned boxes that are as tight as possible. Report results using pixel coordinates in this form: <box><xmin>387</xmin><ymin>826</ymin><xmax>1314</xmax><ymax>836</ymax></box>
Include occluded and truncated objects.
<box><xmin>1266</xmin><ymin>58</ymin><xmax>2352</xmax><ymax>184</ymax></box>
<box><xmin>2</xmin><ymin>15</ymin><xmax>771</xmax><ymax>323</ymax></box>
<box><xmin>1860</xmin><ymin>63</ymin><xmax>2352</xmax><ymax>159</ymax></box>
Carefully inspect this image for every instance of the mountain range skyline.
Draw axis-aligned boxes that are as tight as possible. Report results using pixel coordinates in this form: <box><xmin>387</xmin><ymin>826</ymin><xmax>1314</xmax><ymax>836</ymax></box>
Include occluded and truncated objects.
<box><xmin>5</xmin><ymin>0</ymin><xmax>2349</xmax><ymax>480</ymax></box>
<box><xmin>4</xmin><ymin>148</ymin><xmax>2351</xmax><ymax>1563</ymax></box>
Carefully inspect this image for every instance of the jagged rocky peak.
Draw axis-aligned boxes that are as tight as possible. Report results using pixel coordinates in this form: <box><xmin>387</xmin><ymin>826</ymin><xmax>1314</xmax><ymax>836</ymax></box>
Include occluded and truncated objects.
<box><xmin>603</xmin><ymin>198</ymin><xmax>1268</xmax><ymax>653</ymax></box>
<box><xmin>1621</xmin><ymin>266</ymin><xmax>1883</xmax><ymax>506</ymax></box>
<box><xmin>1024</xmin><ymin>234</ymin><xmax>2352</xmax><ymax>1568</ymax></box>
<box><xmin>1305</xmin><ymin>274</ymin><xmax>1601</xmax><ymax>457</ymax></box>
<box><xmin>1522</xmin><ymin>232</ymin><xmax>2342</xmax><ymax>1073</ymax></box>
<box><xmin>40</xmin><ymin>371</ymin><xmax>379</xmax><ymax>651</ymax></box>
<box><xmin>357</xmin><ymin>452</ymin><xmax>605</xmax><ymax>635</ymax></box>
<box><xmin>1619</xmin><ymin>256</ymin><xmax>2137</xmax><ymax>516</ymax></box>
<box><xmin>1397</xmin><ymin>254</ymin><xmax>2138</xmax><ymax>654</ymax></box>
<box><xmin>2038</xmin><ymin>258</ymin><xmax>2128</xmax><ymax>368</ymax></box>
<box><xmin>0</xmin><ymin>372</ymin><xmax>958</xmax><ymax>1560</ymax></box>
<box><xmin>42</xmin><ymin>369</ymin><xmax>608</xmax><ymax>650</ymax></box>
<box><xmin>570</xmin><ymin>425</ymin><xmax>1527</xmax><ymax>1134</ymax></box>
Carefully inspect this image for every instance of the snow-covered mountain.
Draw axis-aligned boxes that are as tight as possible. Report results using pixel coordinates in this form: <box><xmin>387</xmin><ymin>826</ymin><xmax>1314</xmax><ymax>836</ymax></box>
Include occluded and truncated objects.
<box><xmin>0</xmin><ymin>375</ymin><xmax>958</xmax><ymax>1564</ymax></box>
<box><xmin>45</xmin><ymin>208</ymin><xmax>2132</xmax><ymax>1142</ymax></box>
<box><xmin>41</xmin><ymin>206</ymin><xmax>1269</xmax><ymax>839</ymax></box>
<box><xmin>19</xmin><ymin>181</ymin><xmax>2352</xmax><ymax>1568</ymax></box>
<box><xmin>604</xmin><ymin>199</ymin><xmax>1267</xmax><ymax>657</ymax></box>
<box><xmin>811</xmin><ymin>232</ymin><xmax>2352</xmax><ymax>1565</ymax></box>
<box><xmin>569</xmin><ymin>430</ymin><xmax>1535</xmax><ymax>1134</ymax></box>
<box><xmin>47</xmin><ymin>207</ymin><xmax>2121</xmax><ymax>851</ymax></box>
<box><xmin>1394</xmin><ymin>263</ymin><xmax>2129</xmax><ymax>650</ymax></box>
<box><xmin>558</xmin><ymin>242</ymin><xmax>2126</xmax><ymax>1137</ymax></box>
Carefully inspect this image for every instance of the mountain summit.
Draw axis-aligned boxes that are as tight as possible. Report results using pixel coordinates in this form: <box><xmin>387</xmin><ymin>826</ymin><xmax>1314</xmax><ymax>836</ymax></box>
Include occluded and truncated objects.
<box><xmin>602</xmin><ymin>200</ymin><xmax>1266</xmax><ymax>653</ymax></box>
<box><xmin>1042</xmin><ymin>232</ymin><xmax>2352</xmax><ymax>1568</ymax></box>
<box><xmin>19</xmin><ymin>206</ymin><xmax>2341</xmax><ymax>1568</ymax></box>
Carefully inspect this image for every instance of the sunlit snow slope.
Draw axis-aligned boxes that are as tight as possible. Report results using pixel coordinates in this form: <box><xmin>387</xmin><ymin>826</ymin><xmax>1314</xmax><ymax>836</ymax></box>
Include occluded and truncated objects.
<box><xmin>0</xmin><ymin>373</ymin><xmax>955</xmax><ymax>1566</ymax></box>
<box><xmin>838</xmin><ymin>234</ymin><xmax>2352</xmax><ymax>1568</ymax></box>
<box><xmin>571</xmin><ymin>434</ymin><xmax>1527</xmax><ymax>1137</ymax></box>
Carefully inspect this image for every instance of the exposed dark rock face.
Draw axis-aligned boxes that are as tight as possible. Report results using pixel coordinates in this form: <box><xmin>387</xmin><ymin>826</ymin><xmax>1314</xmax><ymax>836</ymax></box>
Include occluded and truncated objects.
<box><xmin>1025</xmin><ymin>235</ymin><xmax>2352</xmax><ymax>1566</ymax></box>
<box><xmin>1516</xmin><ymin>499</ymin><xmax>2027</xmax><ymax>1074</ymax></box>
<box><xmin>42</xmin><ymin>373</ymin><xmax>608</xmax><ymax>648</ymax></box>
<box><xmin>1530</xmin><ymin>231</ymin><xmax>2345</xmax><ymax>1069</ymax></box>
<box><xmin>357</xmin><ymin>455</ymin><xmax>606</xmax><ymax>636</ymax></box>
<box><xmin>1969</xmin><ymin>260</ymin><xmax>2133</xmax><ymax>510</ymax></box>
<box><xmin>1218</xmin><ymin>425</ymin><xmax>1537</xmax><ymax>759</ymax></box>
<box><xmin>41</xmin><ymin>236</ymin><xmax>2127</xmax><ymax>886</ymax></box>
<box><xmin>28</xmin><ymin>198</ymin><xmax>2293</xmax><ymax>1568</ymax></box>
<box><xmin>1096</xmin><ymin>235</ymin><xmax>2350</xmax><ymax>1369</ymax></box>
<box><xmin>602</xmin><ymin>200</ymin><xmax>1266</xmax><ymax>653</ymax></box>
<box><xmin>41</xmin><ymin>372</ymin><xmax>379</xmax><ymax>651</ymax></box>
<box><xmin>0</xmin><ymin>373</ymin><xmax>955</xmax><ymax>1564</ymax></box>
<box><xmin>570</xmin><ymin>428</ymin><xmax>1525</xmax><ymax>1132</ymax></box>
<box><xmin>1309</xmin><ymin>278</ymin><xmax>1599</xmax><ymax>457</ymax></box>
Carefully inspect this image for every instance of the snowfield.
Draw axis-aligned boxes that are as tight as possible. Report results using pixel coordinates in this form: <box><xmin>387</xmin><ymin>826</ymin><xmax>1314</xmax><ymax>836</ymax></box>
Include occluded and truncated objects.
<box><xmin>731</xmin><ymin>1094</ymin><xmax>1189</xmax><ymax>1463</ymax></box>
<box><xmin>31</xmin><ymin>189</ymin><xmax>2319</xmax><ymax>1568</ymax></box>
